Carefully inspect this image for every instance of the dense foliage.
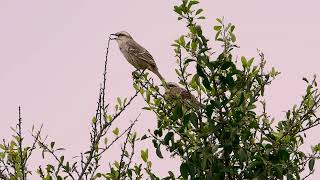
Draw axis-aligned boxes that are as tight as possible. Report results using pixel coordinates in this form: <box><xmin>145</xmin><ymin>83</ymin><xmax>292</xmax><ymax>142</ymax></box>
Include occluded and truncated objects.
<box><xmin>1</xmin><ymin>0</ymin><xmax>319</xmax><ymax>180</ymax></box>
<box><xmin>134</xmin><ymin>0</ymin><xmax>320</xmax><ymax>179</ymax></box>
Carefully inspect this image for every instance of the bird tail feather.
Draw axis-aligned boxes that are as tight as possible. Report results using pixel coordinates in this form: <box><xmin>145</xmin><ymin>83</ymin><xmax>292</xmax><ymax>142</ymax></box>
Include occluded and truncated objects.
<box><xmin>153</xmin><ymin>69</ymin><xmax>168</xmax><ymax>88</ymax></box>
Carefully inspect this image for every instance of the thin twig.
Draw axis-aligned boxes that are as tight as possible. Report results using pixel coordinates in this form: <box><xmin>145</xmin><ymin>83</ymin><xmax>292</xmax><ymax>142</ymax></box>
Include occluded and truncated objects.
<box><xmin>78</xmin><ymin>35</ymin><xmax>112</xmax><ymax>180</ymax></box>
<box><xmin>78</xmin><ymin>35</ymin><xmax>140</xmax><ymax>180</ymax></box>
<box><xmin>95</xmin><ymin>115</ymin><xmax>139</xmax><ymax>158</ymax></box>
<box><xmin>0</xmin><ymin>158</ymin><xmax>10</xmax><ymax>179</ymax></box>
<box><xmin>32</xmin><ymin>133</ymin><xmax>76</xmax><ymax>180</ymax></box>
<box><xmin>102</xmin><ymin>35</ymin><xmax>112</xmax><ymax>110</ymax></box>
<box><xmin>25</xmin><ymin>125</ymin><xmax>42</xmax><ymax>167</ymax></box>
<box><xmin>17</xmin><ymin>107</ymin><xmax>26</xmax><ymax>180</ymax></box>
<box><xmin>177</xmin><ymin>48</ymin><xmax>191</xmax><ymax>93</ymax></box>
<box><xmin>117</xmin><ymin>117</ymin><xmax>138</xmax><ymax>180</ymax></box>
<box><xmin>124</xmin><ymin>137</ymin><xmax>135</xmax><ymax>175</ymax></box>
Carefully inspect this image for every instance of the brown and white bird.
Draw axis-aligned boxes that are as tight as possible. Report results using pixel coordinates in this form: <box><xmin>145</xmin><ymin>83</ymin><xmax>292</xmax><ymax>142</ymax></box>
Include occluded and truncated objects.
<box><xmin>111</xmin><ymin>31</ymin><xmax>165</xmax><ymax>82</ymax></box>
<box><xmin>164</xmin><ymin>82</ymin><xmax>203</xmax><ymax>110</ymax></box>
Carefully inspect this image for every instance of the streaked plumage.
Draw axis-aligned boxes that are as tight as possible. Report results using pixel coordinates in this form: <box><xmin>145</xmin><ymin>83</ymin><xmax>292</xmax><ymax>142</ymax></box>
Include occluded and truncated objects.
<box><xmin>111</xmin><ymin>31</ymin><xmax>165</xmax><ymax>81</ymax></box>
<box><xmin>164</xmin><ymin>82</ymin><xmax>203</xmax><ymax>109</ymax></box>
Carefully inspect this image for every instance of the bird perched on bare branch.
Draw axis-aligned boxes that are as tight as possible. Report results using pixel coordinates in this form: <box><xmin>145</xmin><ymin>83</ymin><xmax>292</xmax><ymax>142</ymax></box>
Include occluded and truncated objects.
<box><xmin>111</xmin><ymin>31</ymin><xmax>165</xmax><ymax>82</ymax></box>
<box><xmin>164</xmin><ymin>82</ymin><xmax>203</xmax><ymax>110</ymax></box>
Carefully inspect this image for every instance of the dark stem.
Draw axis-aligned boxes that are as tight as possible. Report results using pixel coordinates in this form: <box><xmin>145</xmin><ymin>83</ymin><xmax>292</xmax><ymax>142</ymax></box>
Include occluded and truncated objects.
<box><xmin>33</xmin><ymin>136</ymin><xmax>76</xmax><ymax>180</ymax></box>
<box><xmin>17</xmin><ymin>107</ymin><xmax>26</xmax><ymax>180</ymax></box>
<box><xmin>117</xmin><ymin>117</ymin><xmax>137</xmax><ymax>180</ymax></box>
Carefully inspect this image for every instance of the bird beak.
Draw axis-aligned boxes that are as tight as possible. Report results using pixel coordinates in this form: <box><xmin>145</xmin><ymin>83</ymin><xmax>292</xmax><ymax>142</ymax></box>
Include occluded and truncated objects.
<box><xmin>110</xmin><ymin>33</ymin><xmax>118</xmax><ymax>40</ymax></box>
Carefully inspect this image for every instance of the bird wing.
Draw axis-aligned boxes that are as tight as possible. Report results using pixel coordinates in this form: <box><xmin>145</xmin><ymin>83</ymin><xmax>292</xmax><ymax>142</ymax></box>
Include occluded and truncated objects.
<box><xmin>181</xmin><ymin>91</ymin><xmax>192</xmax><ymax>99</ymax></box>
<box><xmin>180</xmin><ymin>89</ymin><xmax>203</xmax><ymax>109</ymax></box>
<box><xmin>168</xmin><ymin>86</ymin><xmax>191</xmax><ymax>100</ymax></box>
<box><xmin>126</xmin><ymin>40</ymin><xmax>157</xmax><ymax>68</ymax></box>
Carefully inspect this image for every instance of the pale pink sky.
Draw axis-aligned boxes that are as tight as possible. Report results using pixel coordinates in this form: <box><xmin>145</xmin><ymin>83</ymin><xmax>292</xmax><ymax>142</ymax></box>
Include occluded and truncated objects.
<box><xmin>0</xmin><ymin>0</ymin><xmax>320</xmax><ymax>179</ymax></box>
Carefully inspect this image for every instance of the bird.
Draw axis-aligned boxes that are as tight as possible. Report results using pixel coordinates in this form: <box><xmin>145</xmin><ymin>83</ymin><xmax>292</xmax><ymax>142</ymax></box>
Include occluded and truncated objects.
<box><xmin>111</xmin><ymin>31</ymin><xmax>165</xmax><ymax>82</ymax></box>
<box><xmin>164</xmin><ymin>82</ymin><xmax>203</xmax><ymax>110</ymax></box>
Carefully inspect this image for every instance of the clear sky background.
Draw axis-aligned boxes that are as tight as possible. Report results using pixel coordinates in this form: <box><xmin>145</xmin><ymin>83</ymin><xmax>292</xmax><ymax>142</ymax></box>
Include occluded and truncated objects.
<box><xmin>0</xmin><ymin>0</ymin><xmax>320</xmax><ymax>179</ymax></box>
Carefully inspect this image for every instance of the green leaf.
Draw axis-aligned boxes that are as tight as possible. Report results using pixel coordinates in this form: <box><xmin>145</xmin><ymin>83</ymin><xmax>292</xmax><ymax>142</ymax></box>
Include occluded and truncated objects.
<box><xmin>226</xmin><ymin>74</ymin><xmax>235</xmax><ymax>88</ymax></box>
<box><xmin>312</xmin><ymin>143</ymin><xmax>320</xmax><ymax>153</ymax></box>
<box><xmin>230</xmin><ymin>25</ymin><xmax>235</xmax><ymax>32</ymax></box>
<box><xmin>146</xmin><ymin>91</ymin><xmax>151</xmax><ymax>103</ymax></box>
<box><xmin>112</xmin><ymin>128</ymin><xmax>119</xmax><ymax>136</ymax></box>
<box><xmin>152</xmin><ymin>139</ymin><xmax>158</xmax><ymax>148</ymax></box>
<box><xmin>96</xmin><ymin>173</ymin><xmax>102</xmax><ymax>178</ymax></box>
<box><xmin>191</xmin><ymin>40</ymin><xmax>198</xmax><ymax>51</ymax></box>
<box><xmin>180</xmin><ymin>162</ymin><xmax>189</xmax><ymax>179</ymax></box>
<box><xmin>188</xmin><ymin>0</ymin><xmax>199</xmax><ymax>8</ymax></box>
<box><xmin>168</xmin><ymin>171</ymin><xmax>175</xmax><ymax>177</ymax></box>
<box><xmin>107</xmin><ymin>115</ymin><xmax>112</xmax><ymax>122</ymax></box>
<box><xmin>225</xmin><ymin>23</ymin><xmax>232</xmax><ymax>31</ymax></box>
<box><xmin>309</xmin><ymin>158</ymin><xmax>315</xmax><ymax>171</ymax></box>
<box><xmin>216</xmin><ymin>18</ymin><xmax>223</xmax><ymax>24</ymax></box>
<box><xmin>230</xmin><ymin>33</ymin><xmax>236</xmax><ymax>42</ymax></box>
<box><xmin>189</xmin><ymin>112</ymin><xmax>198</xmax><ymax>128</ymax></box>
<box><xmin>270</xmin><ymin>67</ymin><xmax>280</xmax><ymax>78</ymax></box>
<box><xmin>191</xmin><ymin>74</ymin><xmax>200</xmax><ymax>88</ymax></box>
<box><xmin>214</xmin><ymin>26</ymin><xmax>222</xmax><ymax>31</ymax></box>
<box><xmin>184</xmin><ymin>58</ymin><xmax>195</xmax><ymax>64</ymax></box>
<box><xmin>239</xmin><ymin>148</ymin><xmax>247</xmax><ymax>162</ymax></box>
<box><xmin>0</xmin><ymin>144</ymin><xmax>6</xmax><ymax>150</ymax></box>
<box><xmin>174</xmin><ymin>6</ymin><xmax>182</xmax><ymax>15</ymax></box>
<box><xmin>215</xmin><ymin>30</ymin><xmax>221</xmax><ymax>40</ymax></box>
<box><xmin>303</xmin><ymin>77</ymin><xmax>309</xmax><ymax>83</ymax></box>
<box><xmin>179</xmin><ymin>35</ymin><xmax>185</xmax><ymax>47</ymax></box>
<box><xmin>197</xmin><ymin>16</ymin><xmax>205</xmax><ymax>19</ymax></box>
<box><xmin>141</xmin><ymin>149</ymin><xmax>148</xmax><ymax>162</ymax></box>
<box><xmin>92</xmin><ymin>116</ymin><xmax>97</xmax><ymax>124</ymax></box>
<box><xmin>189</xmin><ymin>25</ymin><xmax>197</xmax><ymax>34</ymax></box>
<box><xmin>141</xmin><ymin>134</ymin><xmax>148</xmax><ymax>141</ymax></box>
<box><xmin>247</xmin><ymin>57</ymin><xmax>254</xmax><ymax>67</ymax></box>
<box><xmin>279</xmin><ymin>149</ymin><xmax>289</xmax><ymax>161</ymax></box>
<box><xmin>154</xmin><ymin>129</ymin><xmax>163</xmax><ymax>137</ymax></box>
<box><xmin>202</xmin><ymin>76</ymin><xmax>212</xmax><ymax>90</ymax></box>
<box><xmin>117</xmin><ymin>97</ymin><xmax>122</xmax><ymax>106</ymax></box>
<box><xmin>164</xmin><ymin>132</ymin><xmax>174</xmax><ymax>145</ymax></box>
<box><xmin>60</xmin><ymin>156</ymin><xmax>64</xmax><ymax>163</ymax></box>
<box><xmin>237</xmin><ymin>93</ymin><xmax>245</xmax><ymax>107</ymax></box>
<box><xmin>205</xmin><ymin>104</ymin><xmax>214</xmax><ymax>118</ymax></box>
<box><xmin>114</xmin><ymin>160</ymin><xmax>120</xmax><ymax>168</ymax></box>
<box><xmin>195</xmin><ymin>9</ymin><xmax>203</xmax><ymax>15</ymax></box>
<box><xmin>211</xmin><ymin>100</ymin><xmax>222</xmax><ymax>109</ymax></box>
<box><xmin>142</xmin><ymin>106</ymin><xmax>153</xmax><ymax>110</ymax></box>
<box><xmin>241</xmin><ymin>56</ymin><xmax>247</xmax><ymax>68</ymax></box>
<box><xmin>195</xmin><ymin>25</ymin><xmax>203</xmax><ymax>36</ymax></box>
<box><xmin>196</xmin><ymin>64</ymin><xmax>205</xmax><ymax>77</ymax></box>
<box><xmin>173</xmin><ymin>104</ymin><xmax>183</xmax><ymax>119</ymax></box>
<box><xmin>221</xmin><ymin>61</ymin><xmax>233</xmax><ymax>70</ymax></box>
<box><xmin>50</xmin><ymin>142</ymin><xmax>55</xmax><ymax>149</ymax></box>
<box><xmin>156</xmin><ymin>146</ymin><xmax>163</xmax><ymax>159</ymax></box>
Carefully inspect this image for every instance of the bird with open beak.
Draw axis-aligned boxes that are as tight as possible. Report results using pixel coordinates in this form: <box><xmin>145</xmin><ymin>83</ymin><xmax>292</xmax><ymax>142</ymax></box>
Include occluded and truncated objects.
<box><xmin>111</xmin><ymin>31</ymin><xmax>166</xmax><ymax>83</ymax></box>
